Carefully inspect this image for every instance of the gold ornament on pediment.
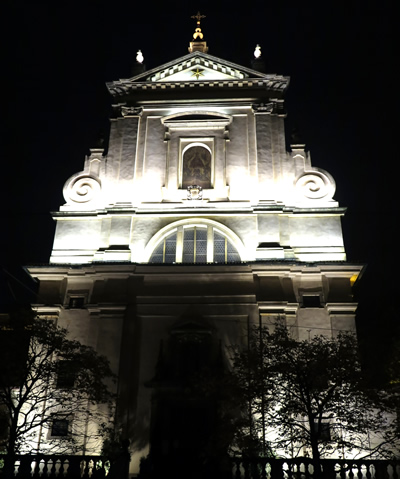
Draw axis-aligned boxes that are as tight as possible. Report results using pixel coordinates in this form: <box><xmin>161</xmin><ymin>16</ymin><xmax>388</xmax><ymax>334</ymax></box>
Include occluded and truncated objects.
<box><xmin>191</xmin><ymin>68</ymin><xmax>205</xmax><ymax>79</ymax></box>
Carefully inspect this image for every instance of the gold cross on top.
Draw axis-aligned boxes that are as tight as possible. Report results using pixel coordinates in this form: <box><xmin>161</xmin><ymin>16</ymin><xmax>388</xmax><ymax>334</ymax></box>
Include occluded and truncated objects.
<box><xmin>191</xmin><ymin>11</ymin><xmax>206</xmax><ymax>25</ymax></box>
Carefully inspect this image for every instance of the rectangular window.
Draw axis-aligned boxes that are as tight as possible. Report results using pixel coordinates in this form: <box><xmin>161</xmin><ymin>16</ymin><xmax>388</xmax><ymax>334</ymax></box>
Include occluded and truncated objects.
<box><xmin>68</xmin><ymin>297</ymin><xmax>85</xmax><ymax>309</ymax></box>
<box><xmin>302</xmin><ymin>295</ymin><xmax>322</xmax><ymax>308</ymax></box>
<box><xmin>313</xmin><ymin>421</ymin><xmax>331</xmax><ymax>441</ymax></box>
<box><xmin>51</xmin><ymin>418</ymin><xmax>70</xmax><ymax>437</ymax></box>
<box><xmin>56</xmin><ymin>360</ymin><xmax>76</xmax><ymax>389</ymax></box>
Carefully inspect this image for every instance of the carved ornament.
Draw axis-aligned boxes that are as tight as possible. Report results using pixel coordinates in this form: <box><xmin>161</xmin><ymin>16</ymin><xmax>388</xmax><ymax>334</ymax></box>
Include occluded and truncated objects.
<box><xmin>63</xmin><ymin>173</ymin><xmax>102</xmax><ymax>204</ymax></box>
<box><xmin>252</xmin><ymin>102</ymin><xmax>274</xmax><ymax>113</ymax></box>
<box><xmin>121</xmin><ymin>106</ymin><xmax>143</xmax><ymax>117</ymax></box>
<box><xmin>294</xmin><ymin>169</ymin><xmax>336</xmax><ymax>201</ymax></box>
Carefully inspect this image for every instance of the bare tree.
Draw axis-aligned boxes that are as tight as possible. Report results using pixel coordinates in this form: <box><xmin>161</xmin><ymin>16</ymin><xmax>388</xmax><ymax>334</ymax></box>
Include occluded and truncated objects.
<box><xmin>232</xmin><ymin>325</ymin><xmax>399</xmax><ymax>477</ymax></box>
<box><xmin>0</xmin><ymin>308</ymin><xmax>116</xmax><ymax>475</ymax></box>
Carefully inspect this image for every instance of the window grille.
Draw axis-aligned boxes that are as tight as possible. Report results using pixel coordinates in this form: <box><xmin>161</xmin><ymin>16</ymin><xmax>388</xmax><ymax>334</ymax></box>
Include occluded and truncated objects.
<box><xmin>51</xmin><ymin>418</ymin><xmax>70</xmax><ymax>437</ymax></box>
<box><xmin>149</xmin><ymin>226</ymin><xmax>240</xmax><ymax>264</ymax></box>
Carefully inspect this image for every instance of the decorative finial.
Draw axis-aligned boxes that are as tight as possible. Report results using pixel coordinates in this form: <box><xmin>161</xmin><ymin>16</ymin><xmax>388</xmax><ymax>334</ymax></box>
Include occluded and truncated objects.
<box><xmin>188</xmin><ymin>11</ymin><xmax>208</xmax><ymax>53</ymax></box>
<box><xmin>131</xmin><ymin>49</ymin><xmax>146</xmax><ymax>76</ymax></box>
<box><xmin>136</xmin><ymin>50</ymin><xmax>144</xmax><ymax>64</ymax></box>
<box><xmin>191</xmin><ymin>11</ymin><xmax>206</xmax><ymax>40</ymax></box>
<box><xmin>251</xmin><ymin>44</ymin><xmax>266</xmax><ymax>73</ymax></box>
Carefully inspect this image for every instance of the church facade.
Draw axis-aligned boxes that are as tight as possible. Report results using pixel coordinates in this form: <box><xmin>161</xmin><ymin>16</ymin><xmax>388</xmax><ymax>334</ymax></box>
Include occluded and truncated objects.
<box><xmin>27</xmin><ymin>22</ymin><xmax>363</xmax><ymax>475</ymax></box>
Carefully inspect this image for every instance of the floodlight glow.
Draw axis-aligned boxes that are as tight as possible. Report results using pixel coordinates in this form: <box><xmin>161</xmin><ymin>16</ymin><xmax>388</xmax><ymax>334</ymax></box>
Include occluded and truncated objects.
<box><xmin>136</xmin><ymin>50</ymin><xmax>144</xmax><ymax>64</ymax></box>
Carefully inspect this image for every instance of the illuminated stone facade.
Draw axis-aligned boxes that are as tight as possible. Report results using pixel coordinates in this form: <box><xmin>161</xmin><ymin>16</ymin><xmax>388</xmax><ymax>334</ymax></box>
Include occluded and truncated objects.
<box><xmin>51</xmin><ymin>52</ymin><xmax>344</xmax><ymax>265</ymax></box>
<box><xmin>28</xmin><ymin>47</ymin><xmax>363</xmax><ymax>473</ymax></box>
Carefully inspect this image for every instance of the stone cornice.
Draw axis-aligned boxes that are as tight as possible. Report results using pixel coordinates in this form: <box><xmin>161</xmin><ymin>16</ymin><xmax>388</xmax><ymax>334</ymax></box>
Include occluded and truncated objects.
<box><xmin>325</xmin><ymin>302</ymin><xmax>359</xmax><ymax>314</ymax></box>
<box><xmin>51</xmin><ymin>205</ymin><xmax>347</xmax><ymax>218</ymax></box>
<box><xmin>27</xmin><ymin>262</ymin><xmax>365</xmax><ymax>275</ymax></box>
<box><xmin>107</xmin><ymin>76</ymin><xmax>289</xmax><ymax>98</ymax></box>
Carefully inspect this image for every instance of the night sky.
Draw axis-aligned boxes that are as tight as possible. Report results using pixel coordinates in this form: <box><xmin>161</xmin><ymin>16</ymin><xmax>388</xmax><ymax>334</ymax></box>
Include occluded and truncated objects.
<box><xmin>2</xmin><ymin>2</ymin><xmax>398</xmax><ymax>336</ymax></box>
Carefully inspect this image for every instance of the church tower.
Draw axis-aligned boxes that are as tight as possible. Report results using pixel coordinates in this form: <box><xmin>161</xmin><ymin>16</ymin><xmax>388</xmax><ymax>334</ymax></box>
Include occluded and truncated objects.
<box><xmin>28</xmin><ymin>15</ymin><xmax>363</xmax><ymax>475</ymax></box>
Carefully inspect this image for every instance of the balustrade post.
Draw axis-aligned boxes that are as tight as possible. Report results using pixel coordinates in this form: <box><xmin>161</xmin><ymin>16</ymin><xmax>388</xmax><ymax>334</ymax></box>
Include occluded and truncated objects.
<box><xmin>92</xmin><ymin>457</ymin><xmax>106</xmax><ymax>479</ymax></box>
<box><xmin>374</xmin><ymin>461</ymin><xmax>389</xmax><ymax>479</ymax></box>
<box><xmin>320</xmin><ymin>459</ymin><xmax>336</xmax><ymax>479</ymax></box>
<box><xmin>270</xmin><ymin>459</ymin><xmax>284</xmax><ymax>479</ymax></box>
<box><xmin>66</xmin><ymin>456</ymin><xmax>81</xmax><ymax>479</ymax></box>
<box><xmin>242</xmin><ymin>458</ymin><xmax>250</xmax><ymax>479</ymax></box>
<box><xmin>15</xmin><ymin>455</ymin><xmax>32</xmax><ymax>478</ymax></box>
<box><xmin>31</xmin><ymin>456</ymin><xmax>42</xmax><ymax>478</ymax></box>
<box><xmin>218</xmin><ymin>453</ymin><xmax>232</xmax><ymax>479</ymax></box>
<box><xmin>391</xmin><ymin>461</ymin><xmax>400</xmax><ymax>479</ymax></box>
<box><xmin>231</xmin><ymin>457</ymin><xmax>242</xmax><ymax>479</ymax></box>
<box><xmin>48</xmin><ymin>456</ymin><xmax>58</xmax><ymax>479</ymax></box>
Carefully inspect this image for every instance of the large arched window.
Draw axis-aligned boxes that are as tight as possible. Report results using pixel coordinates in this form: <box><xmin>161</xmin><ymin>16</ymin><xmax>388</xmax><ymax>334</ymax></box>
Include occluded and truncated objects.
<box><xmin>149</xmin><ymin>231</ymin><xmax>178</xmax><ymax>264</ymax></box>
<box><xmin>147</xmin><ymin>221</ymin><xmax>243</xmax><ymax>264</ymax></box>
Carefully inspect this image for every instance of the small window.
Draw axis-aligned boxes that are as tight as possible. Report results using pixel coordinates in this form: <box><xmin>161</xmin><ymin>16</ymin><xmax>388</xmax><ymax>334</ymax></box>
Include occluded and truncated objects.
<box><xmin>51</xmin><ymin>418</ymin><xmax>70</xmax><ymax>437</ymax></box>
<box><xmin>56</xmin><ymin>361</ymin><xmax>76</xmax><ymax>389</ymax></box>
<box><xmin>69</xmin><ymin>297</ymin><xmax>85</xmax><ymax>309</ymax></box>
<box><xmin>302</xmin><ymin>295</ymin><xmax>321</xmax><ymax>308</ymax></box>
<box><xmin>313</xmin><ymin>421</ymin><xmax>331</xmax><ymax>441</ymax></box>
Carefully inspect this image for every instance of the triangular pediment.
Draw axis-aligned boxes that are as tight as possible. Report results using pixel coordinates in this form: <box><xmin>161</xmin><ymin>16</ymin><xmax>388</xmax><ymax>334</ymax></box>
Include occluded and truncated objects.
<box><xmin>107</xmin><ymin>52</ymin><xmax>289</xmax><ymax>100</ymax></box>
<box><xmin>129</xmin><ymin>52</ymin><xmax>270</xmax><ymax>83</ymax></box>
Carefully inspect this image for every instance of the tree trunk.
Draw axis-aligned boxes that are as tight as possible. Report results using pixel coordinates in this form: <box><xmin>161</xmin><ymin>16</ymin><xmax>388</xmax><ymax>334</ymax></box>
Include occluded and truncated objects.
<box><xmin>3</xmin><ymin>413</ymin><xmax>19</xmax><ymax>479</ymax></box>
<box><xmin>310</xmin><ymin>438</ymin><xmax>322</xmax><ymax>479</ymax></box>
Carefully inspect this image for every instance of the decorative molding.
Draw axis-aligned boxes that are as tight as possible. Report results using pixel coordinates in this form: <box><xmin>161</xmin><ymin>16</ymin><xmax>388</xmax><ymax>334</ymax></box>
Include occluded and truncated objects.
<box><xmin>107</xmin><ymin>76</ymin><xmax>289</xmax><ymax>97</ymax></box>
<box><xmin>161</xmin><ymin>110</ymin><xmax>232</xmax><ymax>127</ymax></box>
<box><xmin>326</xmin><ymin>302</ymin><xmax>359</xmax><ymax>314</ymax></box>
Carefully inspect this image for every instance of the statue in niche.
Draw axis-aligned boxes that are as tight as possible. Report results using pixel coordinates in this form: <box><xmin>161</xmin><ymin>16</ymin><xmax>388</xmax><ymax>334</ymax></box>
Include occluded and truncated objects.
<box><xmin>182</xmin><ymin>145</ymin><xmax>211</xmax><ymax>189</ymax></box>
